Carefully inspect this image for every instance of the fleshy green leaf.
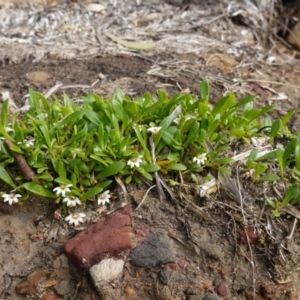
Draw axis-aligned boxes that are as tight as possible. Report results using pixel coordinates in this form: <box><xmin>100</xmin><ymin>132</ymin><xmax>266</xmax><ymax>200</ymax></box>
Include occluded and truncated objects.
<box><xmin>84</xmin><ymin>109</ymin><xmax>102</xmax><ymax>126</ymax></box>
<box><xmin>1</xmin><ymin>99</ymin><xmax>9</xmax><ymax>127</ymax></box>
<box><xmin>257</xmin><ymin>174</ymin><xmax>280</xmax><ymax>182</ymax></box>
<box><xmin>97</xmin><ymin>161</ymin><xmax>126</xmax><ymax>179</ymax></box>
<box><xmin>282</xmin><ymin>184</ymin><xmax>298</xmax><ymax>205</ymax></box>
<box><xmin>0</xmin><ymin>165</ymin><xmax>17</xmax><ymax>188</ymax></box>
<box><xmin>54</xmin><ymin>177</ymin><xmax>73</xmax><ymax>185</ymax></box>
<box><xmin>81</xmin><ymin>186</ymin><xmax>104</xmax><ymax>201</ymax></box>
<box><xmin>164</xmin><ymin>162</ymin><xmax>187</xmax><ymax>171</ymax></box>
<box><xmin>271</xmin><ymin>119</ymin><xmax>282</xmax><ymax>142</ymax></box>
<box><xmin>22</xmin><ymin>182</ymin><xmax>56</xmax><ymax>198</ymax></box>
<box><xmin>200</xmin><ymin>77</ymin><xmax>210</xmax><ymax>100</ymax></box>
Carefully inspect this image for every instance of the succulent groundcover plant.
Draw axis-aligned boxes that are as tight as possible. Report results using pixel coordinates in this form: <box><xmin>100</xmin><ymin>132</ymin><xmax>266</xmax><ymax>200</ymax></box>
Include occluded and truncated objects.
<box><xmin>0</xmin><ymin>77</ymin><xmax>300</xmax><ymax>223</ymax></box>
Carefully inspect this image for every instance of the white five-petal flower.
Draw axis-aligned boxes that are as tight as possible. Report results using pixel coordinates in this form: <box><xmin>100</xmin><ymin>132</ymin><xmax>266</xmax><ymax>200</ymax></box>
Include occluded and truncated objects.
<box><xmin>2</xmin><ymin>192</ymin><xmax>21</xmax><ymax>205</ymax></box>
<box><xmin>24</xmin><ymin>137</ymin><xmax>36</xmax><ymax>147</ymax></box>
<box><xmin>147</xmin><ymin>126</ymin><xmax>162</xmax><ymax>135</ymax></box>
<box><xmin>65</xmin><ymin>213</ymin><xmax>86</xmax><ymax>227</ymax></box>
<box><xmin>127</xmin><ymin>155</ymin><xmax>143</xmax><ymax>168</ymax></box>
<box><xmin>53</xmin><ymin>184</ymin><xmax>72</xmax><ymax>197</ymax></box>
<box><xmin>63</xmin><ymin>196</ymin><xmax>81</xmax><ymax>207</ymax></box>
<box><xmin>193</xmin><ymin>153</ymin><xmax>207</xmax><ymax>166</ymax></box>
<box><xmin>97</xmin><ymin>190</ymin><xmax>111</xmax><ymax>206</ymax></box>
<box><xmin>4</xmin><ymin>127</ymin><xmax>14</xmax><ymax>133</ymax></box>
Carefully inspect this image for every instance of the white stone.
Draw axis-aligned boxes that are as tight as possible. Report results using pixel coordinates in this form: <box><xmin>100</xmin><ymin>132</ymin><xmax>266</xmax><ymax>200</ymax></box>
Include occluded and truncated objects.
<box><xmin>89</xmin><ymin>258</ymin><xmax>124</xmax><ymax>287</ymax></box>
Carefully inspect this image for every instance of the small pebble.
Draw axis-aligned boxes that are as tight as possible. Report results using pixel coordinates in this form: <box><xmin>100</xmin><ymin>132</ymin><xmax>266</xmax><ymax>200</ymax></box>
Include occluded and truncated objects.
<box><xmin>215</xmin><ymin>282</ymin><xmax>228</xmax><ymax>297</ymax></box>
<box><xmin>202</xmin><ymin>293</ymin><xmax>222</xmax><ymax>300</ymax></box>
<box><xmin>159</xmin><ymin>269</ymin><xmax>172</xmax><ymax>285</ymax></box>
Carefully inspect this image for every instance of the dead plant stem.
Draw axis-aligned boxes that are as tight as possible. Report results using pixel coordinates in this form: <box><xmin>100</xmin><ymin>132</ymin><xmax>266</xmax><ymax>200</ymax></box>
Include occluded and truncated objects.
<box><xmin>235</xmin><ymin>165</ymin><xmax>256</xmax><ymax>300</ymax></box>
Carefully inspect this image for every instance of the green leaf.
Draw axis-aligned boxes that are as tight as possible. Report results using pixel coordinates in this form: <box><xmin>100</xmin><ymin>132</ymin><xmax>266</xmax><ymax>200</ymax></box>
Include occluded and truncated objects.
<box><xmin>282</xmin><ymin>184</ymin><xmax>298</xmax><ymax>205</ymax></box>
<box><xmin>282</xmin><ymin>109</ymin><xmax>299</xmax><ymax>126</ymax></box>
<box><xmin>90</xmin><ymin>154</ymin><xmax>110</xmax><ymax>166</ymax></box>
<box><xmin>53</xmin><ymin>110</ymin><xmax>84</xmax><ymax>129</ymax></box>
<box><xmin>105</xmin><ymin>33</ymin><xmax>156</xmax><ymax>50</ymax></box>
<box><xmin>266</xmin><ymin>197</ymin><xmax>276</xmax><ymax>209</ymax></box>
<box><xmin>200</xmin><ymin>77</ymin><xmax>209</xmax><ymax>100</ymax></box>
<box><xmin>143</xmin><ymin>164</ymin><xmax>161</xmax><ymax>172</ymax></box>
<box><xmin>277</xmin><ymin>147</ymin><xmax>284</xmax><ymax>176</ymax></box>
<box><xmin>0</xmin><ymin>164</ymin><xmax>17</xmax><ymax>188</ymax></box>
<box><xmin>125</xmin><ymin>175</ymin><xmax>132</xmax><ymax>184</ymax></box>
<box><xmin>136</xmin><ymin>167</ymin><xmax>153</xmax><ymax>180</ymax></box>
<box><xmin>230</xmin><ymin>128</ymin><xmax>245</xmax><ymax>138</ymax></box>
<box><xmin>112</xmin><ymin>98</ymin><xmax>125</xmax><ymax>120</ymax></box>
<box><xmin>243</xmin><ymin>105</ymin><xmax>275</xmax><ymax>123</ymax></box>
<box><xmin>37</xmin><ymin>172</ymin><xmax>53</xmax><ymax>181</ymax></box>
<box><xmin>81</xmin><ymin>186</ymin><xmax>104</xmax><ymax>201</ymax></box>
<box><xmin>97</xmin><ymin>161</ymin><xmax>126</xmax><ymax>179</ymax></box>
<box><xmin>83</xmin><ymin>110</ymin><xmax>102</xmax><ymax>126</ymax></box>
<box><xmin>161</xmin><ymin>131</ymin><xmax>182</xmax><ymax>150</ymax></box>
<box><xmin>112</xmin><ymin>87</ymin><xmax>125</xmax><ymax>103</ymax></box>
<box><xmin>160</xmin><ymin>114</ymin><xmax>176</xmax><ymax>130</ymax></box>
<box><xmin>1</xmin><ymin>99</ymin><xmax>9</xmax><ymax>127</ymax></box>
<box><xmin>208</xmin><ymin>118</ymin><xmax>220</xmax><ymax>138</ymax></box>
<box><xmin>254</xmin><ymin>163</ymin><xmax>268</xmax><ymax>178</ymax></box>
<box><xmin>271</xmin><ymin>119</ymin><xmax>282</xmax><ymax>142</ymax></box>
<box><xmin>256</xmin><ymin>150</ymin><xmax>277</xmax><ymax>161</ymax></box>
<box><xmin>57</xmin><ymin>160</ymin><xmax>67</xmax><ymax>178</ymax></box>
<box><xmin>137</xmin><ymin>98</ymin><xmax>167</xmax><ymax>121</ymax></box>
<box><xmin>22</xmin><ymin>182</ymin><xmax>56</xmax><ymax>198</ymax></box>
<box><xmin>9</xmin><ymin>143</ymin><xmax>24</xmax><ymax>154</ymax></box>
<box><xmin>231</xmin><ymin>94</ymin><xmax>256</xmax><ymax>110</ymax></box>
<box><xmin>0</xmin><ymin>124</ymin><xmax>14</xmax><ymax>140</ymax></box>
<box><xmin>217</xmin><ymin>166</ymin><xmax>231</xmax><ymax>174</ymax></box>
<box><xmin>248</xmin><ymin>149</ymin><xmax>259</xmax><ymax>161</ymax></box>
<box><xmin>184</xmin><ymin>121</ymin><xmax>199</xmax><ymax>146</ymax></box>
<box><xmin>39</xmin><ymin>118</ymin><xmax>51</xmax><ymax>149</ymax></box>
<box><xmin>214</xmin><ymin>157</ymin><xmax>234</xmax><ymax>165</ymax></box>
<box><xmin>54</xmin><ymin>177</ymin><xmax>73</xmax><ymax>185</ymax></box>
<box><xmin>271</xmin><ymin>209</ymin><xmax>280</xmax><ymax>217</ymax></box>
<box><xmin>295</xmin><ymin>134</ymin><xmax>300</xmax><ymax>170</ymax></box>
<box><xmin>124</xmin><ymin>100</ymin><xmax>140</xmax><ymax>116</ymax></box>
<box><xmin>28</xmin><ymin>89</ymin><xmax>40</xmax><ymax>108</ymax></box>
<box><xmin>283</xmin><ymin>138</ymin><xmax>296</xmax><ymax>168</ymax></box>
<box><xmin>164</xmin><ymin>162</ymin><xmax>187</xmax><ymax>171</ymax></box>
<box><xmin>257</xmin><ymin>174</ymin><xmax>280</xmax><ymax>182</ymax></box>
<box><xmin>212</xmin><ymin>93</ymin><xmax>235</xmax><ymax>117</ymax></box>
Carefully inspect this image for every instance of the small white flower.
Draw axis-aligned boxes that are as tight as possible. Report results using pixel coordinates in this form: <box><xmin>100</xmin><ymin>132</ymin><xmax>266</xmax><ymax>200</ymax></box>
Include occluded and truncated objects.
<box><xmin>127</xmin><ymin>155</ymin><xmax>143</xmax><ymax>168</ymax></box>
<box><xmin>4</xmin><ymin>127</ymin><xmax>14</xmax><ymax>133</ymax></box>
<box><xmin>2</xmin><ymin>192</ymin><xmax>21</xmax><ymax>205</ymax></box>
<box><xmin>97</xmin><ymin>190</ymin><xmax>111</xmax><ymax>206</ymax></box>
<box><xmin>65</xmin><ymin>212</ymin><xmax>86</xmax><ymax>227</ymax></box>
<box><xmin>193</xmin><ymin>153</ymin><xmax>207</xmax><ymax>166</ymax></box>
<box><xmin>53</xmin><ymin>184</ymin><xmax>72</xmax><ymax>197</ymax></box>
<box><xmin>147</xmin><ymin>126</ymin><xmax>162</xmax><ymax>135</ymax></box>
<box><xmin>39</xmin><ymin>113</ymin><xmax>48</xmax><ymax>119</ymax></box>
<box><xmin>24</xmin><ymin>137</ymin><xmax>35</xmax><ymax>147</ymax></box>
<box><xmin>63</xmin><ymin>196</ymin><xmax>81</xmax><ymax>207</ymax></box>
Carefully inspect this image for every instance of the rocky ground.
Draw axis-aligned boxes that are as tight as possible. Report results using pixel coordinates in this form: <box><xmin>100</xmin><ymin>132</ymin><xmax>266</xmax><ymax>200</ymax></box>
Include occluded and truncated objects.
<box><xmin>1</xmin><ymin>1</ymin><xmax>300</xmax><ymax>300</ymax></box>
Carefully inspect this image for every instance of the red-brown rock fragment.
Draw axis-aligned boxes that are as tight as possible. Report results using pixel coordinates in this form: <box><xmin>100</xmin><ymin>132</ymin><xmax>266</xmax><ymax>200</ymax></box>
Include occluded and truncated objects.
<box><xmin>238</xmin><ymin>226</ymin><xmax>259</xmax><ymax>245</ymax></box>
<box><xmin>215</xmin><ymin>281</ymin><xmax>228</xmax><ymax>297</ymax></box>
<box><xmin>64</xmin><ymin>205</ymin><xmax>132</xmax><ymax>269</ymax></box>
